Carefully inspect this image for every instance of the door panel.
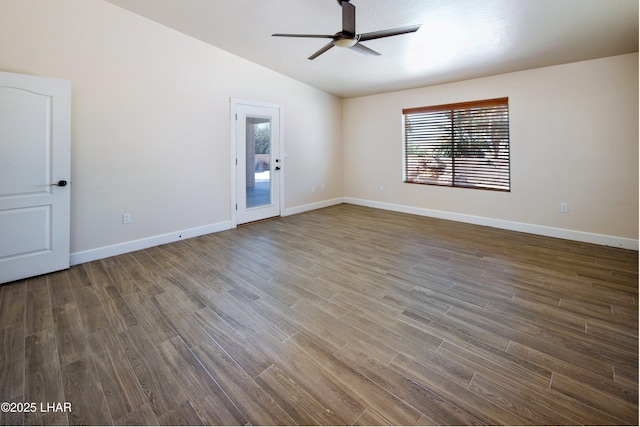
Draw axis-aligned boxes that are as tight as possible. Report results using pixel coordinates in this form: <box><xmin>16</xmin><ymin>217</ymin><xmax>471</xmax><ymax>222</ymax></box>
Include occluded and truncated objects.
<box><xmin>0</xmin><ymin>87</ymin><xmax>50</xmax><ymax>195</ymax></box>
<box><xmin>0</xmin><ymin>71</ymin><xmax>71</xmax><ymax>284</ymax></box>
<box><xmin>233</xmin><ymin>101</ymin><xmax>282</xmax><ymax>225</ymax></box>
<box><xmin>0</xmin><ymin>206</ymin><xmax>51</xmax><ymax>259</ymax></box>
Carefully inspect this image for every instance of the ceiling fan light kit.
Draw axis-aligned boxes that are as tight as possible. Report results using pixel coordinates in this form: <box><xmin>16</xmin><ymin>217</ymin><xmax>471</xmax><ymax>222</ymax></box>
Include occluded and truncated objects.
<box><xmin>272</xmin><ymin>0</ymin><xmax>421</xmax><ymax>60</ymax></box>
<box><xmin>333</xmin><ymin>37</ymin><xmax>358</xmax><ymax>48</ymax></box>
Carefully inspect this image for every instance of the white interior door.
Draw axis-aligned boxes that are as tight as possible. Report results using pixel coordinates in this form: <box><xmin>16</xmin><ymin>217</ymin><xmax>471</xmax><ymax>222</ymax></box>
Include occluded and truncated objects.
<box><xmin>232</xmin><ymin>100</ymin><xmax>283</xmax><ymax>225</ymax></box>
<box><xmin>0</xmin><ymin>71</ymin><xmax>71</xmax><ymax>284</ymax></box>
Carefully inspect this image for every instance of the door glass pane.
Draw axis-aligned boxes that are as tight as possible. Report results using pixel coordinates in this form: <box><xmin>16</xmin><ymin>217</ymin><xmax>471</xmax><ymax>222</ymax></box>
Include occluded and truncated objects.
<box><xmin>246</xmin><ymin>117</ymin><xmax>271</xmax><ymax>208</ymax></box>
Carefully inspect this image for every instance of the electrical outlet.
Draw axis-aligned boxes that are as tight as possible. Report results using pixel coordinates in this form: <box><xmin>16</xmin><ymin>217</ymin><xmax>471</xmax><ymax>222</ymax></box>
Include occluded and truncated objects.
<box><xmin>560</xmin><ymin>203</ymin><xmax>568</xmax><ymax>213</ymax></box>
<box><xmin>379</xmin><ymin>185</ymin><xmax>384</xmax><ymax>192</ymax></box>
<box><xmin>311</xmin><ymin>186</ymin><xmax>316</xmax><ymax>193</ymax></box>
<box><xmin>123</xmin><ymin>213</ymin><xmax>132</xmax><ymax>224</ymax></box>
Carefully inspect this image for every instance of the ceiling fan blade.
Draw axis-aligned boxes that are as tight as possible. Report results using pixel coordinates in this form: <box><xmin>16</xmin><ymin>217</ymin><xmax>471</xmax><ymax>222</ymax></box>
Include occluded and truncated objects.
<box><xmin>272</xmin><ymin>33</ymin><xmax>335</xmax><ymax>39</ymax></box>
<box><xmin>358</xmin><ymin>24</ymin><xmax>421</xmax><ymax>42</ymax></box>
<box><xmin>308</xmin><ymin>42</ymin><xmax>335</xmax><ymax>60</ymax></box>
<box><xmin>349</xmin><ymin>42</ymin><xmax>380</xmax><ymax>57</ymax></box>
<box><xmin>342</xmin><ymin>0</ymin><xmax>356</xmax><ymax>36</ymax></box>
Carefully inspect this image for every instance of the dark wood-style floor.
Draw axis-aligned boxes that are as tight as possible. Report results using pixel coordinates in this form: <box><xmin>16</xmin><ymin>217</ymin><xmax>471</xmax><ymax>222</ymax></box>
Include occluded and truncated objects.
<box><xmin>0</xmin><ymin>204</ymin><xmax>637</xmax><ymax>425</ymax></box>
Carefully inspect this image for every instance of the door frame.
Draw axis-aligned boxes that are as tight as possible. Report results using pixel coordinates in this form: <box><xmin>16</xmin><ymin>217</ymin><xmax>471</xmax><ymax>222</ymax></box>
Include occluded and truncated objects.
<box><xmin>230</xmin><ymin>98</ymin><xmax>284</xmax><ymax>228</ymax></box>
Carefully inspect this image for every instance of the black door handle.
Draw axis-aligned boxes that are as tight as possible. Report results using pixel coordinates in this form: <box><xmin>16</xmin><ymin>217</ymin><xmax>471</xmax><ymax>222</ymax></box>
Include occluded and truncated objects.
<box><xmin>275</xmin><ymin>166</ymin><xmax>281</xmax><ymax>171</ymax></box>
<box><xmin>50</xmin><ymin>180</ymin><xmax>68</xmax><ymax>187</ymax></box>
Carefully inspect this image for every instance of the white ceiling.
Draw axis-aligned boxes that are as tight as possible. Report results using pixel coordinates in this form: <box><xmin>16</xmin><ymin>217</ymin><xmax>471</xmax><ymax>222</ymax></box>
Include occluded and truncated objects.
<box><xmin>105</xmin><ymin>0</ymin><xmax>638</xmax><ymax>98</ymax></box>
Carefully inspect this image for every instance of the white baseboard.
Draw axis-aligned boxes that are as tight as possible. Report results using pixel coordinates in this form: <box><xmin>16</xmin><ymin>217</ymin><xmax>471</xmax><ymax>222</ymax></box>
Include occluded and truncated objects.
<box><xmin>70</xmin><ymin>197</ymin><xmax>636</xmax><ymax>266</ymax></box>
<box><xmin>70</xmin><ymin>220</ymin><xmax>232</xmax><ymax>265</ymax></box>
<box><xmin>69</xmin><ymin>198</ymin><xmax>345</xmax><ymax>266</ymax></box>
<box><xmin>69</xmin><ymin>196</ymin><xmax>344</xmax><ymax>265</ymax></box>
<box><xmin>283</xmin><ymin>197</ymin><xmax>344</xmax><ymax>216</ymax></box>
<box><xmin>344</xmin><ymin>197</ymin><xmax>639</xmax><ymax>250</ymax></box>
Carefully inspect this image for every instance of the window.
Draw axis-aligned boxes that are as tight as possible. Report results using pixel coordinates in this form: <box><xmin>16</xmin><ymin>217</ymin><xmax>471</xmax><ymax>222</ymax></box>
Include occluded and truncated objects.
<box><xmin>403</xmin><ymin>97</ymin><xmax>510</xmax><ymax>191</ymax></box>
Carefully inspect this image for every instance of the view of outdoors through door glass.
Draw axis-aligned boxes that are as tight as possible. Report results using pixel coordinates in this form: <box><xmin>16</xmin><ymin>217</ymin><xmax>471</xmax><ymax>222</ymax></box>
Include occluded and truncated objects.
<box><xmin>246</xmin><ymin>117</ymin><xmax>271</xmax><ymax>208</ymax></box>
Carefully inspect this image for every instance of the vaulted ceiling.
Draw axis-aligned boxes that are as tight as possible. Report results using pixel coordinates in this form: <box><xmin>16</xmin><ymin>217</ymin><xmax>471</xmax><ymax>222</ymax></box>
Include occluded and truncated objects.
<box><xmin>105</xmin><ymin>0</ymin><xmax>638</xmax><ymax>98</ymax></box>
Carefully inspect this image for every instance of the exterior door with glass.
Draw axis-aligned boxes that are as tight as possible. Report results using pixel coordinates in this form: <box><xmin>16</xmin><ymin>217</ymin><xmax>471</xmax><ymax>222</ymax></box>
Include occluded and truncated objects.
<box><xmin>232</xmin><ymin>100</ymin><xmax>282</xmax><ymax>225</ymax></box>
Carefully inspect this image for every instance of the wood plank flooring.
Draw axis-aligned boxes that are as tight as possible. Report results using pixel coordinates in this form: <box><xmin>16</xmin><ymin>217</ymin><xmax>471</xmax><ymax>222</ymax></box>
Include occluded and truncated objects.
<box><xmin>0</xmin><ymin>204</ymin><xmax>637</xmax><ymax>425</ymax></box>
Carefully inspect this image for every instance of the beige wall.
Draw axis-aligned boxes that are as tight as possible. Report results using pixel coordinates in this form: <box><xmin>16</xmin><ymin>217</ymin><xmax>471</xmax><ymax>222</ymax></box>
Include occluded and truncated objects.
<box><xmin>0</xmin><ymin>0</ymin><xmax>343</xmax><ymax>259</ymax></box>
<box><xmin>1</xmin><ymin>0</ymin><xmax>636</xmax><ymax>259</ymax></box>
<box><xmin>343</xmin><ymin>54</ymin><xmax>638</xmax><ymax>246</ymax></box>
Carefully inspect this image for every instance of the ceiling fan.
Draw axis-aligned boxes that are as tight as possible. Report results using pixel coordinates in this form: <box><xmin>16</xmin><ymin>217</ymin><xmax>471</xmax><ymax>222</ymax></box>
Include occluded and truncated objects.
<box><xmin>272</xmin><ymin>0</ymin><xmax>421</xmax><ymax>60</ymax></box>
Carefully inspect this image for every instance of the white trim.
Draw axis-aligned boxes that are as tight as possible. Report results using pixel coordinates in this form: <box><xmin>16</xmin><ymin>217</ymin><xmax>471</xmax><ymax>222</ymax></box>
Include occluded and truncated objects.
<box><xmin>278</xmin><ymin>106</ymin><xmax>285</xmax><ymax>218</ymax></box>
<box><xmin>230</xmin><ymin>99</ymin><xmax>238</xmax><ymax>228</ymax></box>
<box><xmin>70</xmin><ymin>220</ymin><xmax>232</xmax><ymax>265</ymax></box>
<box><xmin>344</xmin><ymin>197</ymin><xmax>638</xmax><ymax>250</ymax></box>
<box><xmin>69</xmin><ymin>197</ymin><xmax>637</xmax><ymax>266</ymax></box>
<box><xmin>284</xmin><ymin>197</ymin><xmax>345</xmax><ymax>217</ymax></box>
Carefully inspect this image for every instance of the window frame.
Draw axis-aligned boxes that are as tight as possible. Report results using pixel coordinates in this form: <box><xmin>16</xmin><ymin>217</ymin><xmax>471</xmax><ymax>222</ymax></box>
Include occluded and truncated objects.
<box><xmin>402</xmin><ymin>97</ymin><xmax>510</xmax><ymax>192</ymax></box>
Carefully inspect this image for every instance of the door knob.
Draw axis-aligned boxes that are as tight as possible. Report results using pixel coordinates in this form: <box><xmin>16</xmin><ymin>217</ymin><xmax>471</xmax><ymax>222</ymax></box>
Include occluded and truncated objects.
<box><xmin>50</xmin><ymin>180</ymin><xmax>68</xmax><ymax>187</ymax></box>
<box><xmin>275</xmin><ymin>166</ymin><xmax>281</xmax><ymax>171</ymax></box>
